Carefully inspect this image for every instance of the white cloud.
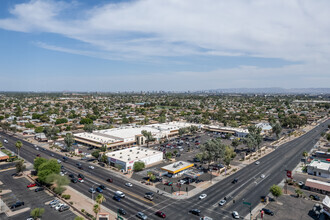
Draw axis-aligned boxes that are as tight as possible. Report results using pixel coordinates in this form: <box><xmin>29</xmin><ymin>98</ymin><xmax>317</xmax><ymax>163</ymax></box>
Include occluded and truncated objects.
<box><xmin>0</xmin><ymin>0</ymin><xmax>330</xmax><ymax>63</ymax></box>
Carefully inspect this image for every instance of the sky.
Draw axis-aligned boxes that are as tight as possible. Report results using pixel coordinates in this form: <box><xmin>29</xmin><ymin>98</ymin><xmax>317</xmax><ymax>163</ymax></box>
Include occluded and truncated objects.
<box><xmin>0</xmin><ymin>0</ymin><xmax>329</xmax><ymax>92</ymax></box>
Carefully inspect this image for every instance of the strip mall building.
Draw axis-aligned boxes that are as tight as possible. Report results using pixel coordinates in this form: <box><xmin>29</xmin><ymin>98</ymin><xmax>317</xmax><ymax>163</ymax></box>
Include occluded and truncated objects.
<box><xmin>74</xmin><ymin>122</ymin><xmax>197</xmax><ymax>150</ymax></box>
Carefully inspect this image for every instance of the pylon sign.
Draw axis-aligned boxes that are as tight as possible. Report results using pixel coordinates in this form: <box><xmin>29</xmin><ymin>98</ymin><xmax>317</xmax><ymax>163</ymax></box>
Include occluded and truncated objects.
<box><xmin>286</xmin><ymin>170</ymin><xmax>292</xmax><ymax>179</ymax></box>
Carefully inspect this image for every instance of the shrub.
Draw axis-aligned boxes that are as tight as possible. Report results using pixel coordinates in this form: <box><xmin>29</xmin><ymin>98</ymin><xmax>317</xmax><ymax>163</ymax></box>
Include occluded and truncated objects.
<box><xmin>81</xmin><ymin>209</ymin><xmax>85</xmax><ymax>213</ymax></box>
<box><xmin>62</xmin><ymin>194</ymin><xmax>71</xmax><ymax>200</ymax></box>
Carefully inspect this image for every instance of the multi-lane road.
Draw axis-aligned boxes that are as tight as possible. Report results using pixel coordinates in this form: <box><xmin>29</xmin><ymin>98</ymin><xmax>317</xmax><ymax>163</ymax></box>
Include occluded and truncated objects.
<box><xmin>1</xmin><ymin>119</ymin><xmax>329</xmax><ymax>219</ymax></box>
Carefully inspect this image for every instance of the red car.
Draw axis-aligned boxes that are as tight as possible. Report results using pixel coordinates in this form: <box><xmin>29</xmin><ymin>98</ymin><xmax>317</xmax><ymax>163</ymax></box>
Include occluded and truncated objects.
<box><xmin>27</xmin><ymin>183</ymin><xmax>37</xmax><ymax>188</ymax></box>
<box><xmin>155</xmin><ymin>211</ymin><xmax>166</xmax><ymax>218</ymax></box>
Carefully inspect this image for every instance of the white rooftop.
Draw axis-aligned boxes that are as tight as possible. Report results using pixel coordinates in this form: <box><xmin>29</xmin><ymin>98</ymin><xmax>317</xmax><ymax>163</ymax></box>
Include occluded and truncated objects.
<box><xmin>105</xmin><ymin>147</ymin><xmax>163</xmax><ymax>162</ymax></box>
<box><xmin>161</xmin><ymin>161</ymin><xmax>193</xmax><ymax>172</ymax></box>
<box><xmin>309</xmin><ymin>160</ymin><xmax>330</xmax><ymax>171</ymax></box>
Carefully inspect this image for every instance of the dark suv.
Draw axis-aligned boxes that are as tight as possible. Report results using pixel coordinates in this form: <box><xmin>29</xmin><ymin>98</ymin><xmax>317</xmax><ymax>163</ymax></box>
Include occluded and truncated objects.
<box><xmin>78</xmin><ymin>173</ymin><xmax>84</xmax><ymax>179</ymax></box>
<box><xmin>10</xmin><ymin>201</ymin><xmax>24</xmax><ymax>209</ymax></box>
<box><xmin>232</xmin><ymin>178</ymin><xmax>238</xmax><ymax>184</ymax></box>
<box><xmin>189</xmin><ymin>209</ymin><xmax>201</xmax><ymax>216</ymax></box>
<box><xmin>262</xmin><ymin>208</ymin><xmax>274</xmax><ymax>216</ymax></box>
<box><xmin>35</xmin><ymin>187</ymin><xmax>44</xmax><ymax>192</ymax></box>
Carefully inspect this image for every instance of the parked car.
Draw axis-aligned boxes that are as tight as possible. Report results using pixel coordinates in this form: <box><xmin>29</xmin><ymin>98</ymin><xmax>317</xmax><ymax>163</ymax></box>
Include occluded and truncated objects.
<box><xmin>164</xmin><ymin>182</ymin><xmax>173</xmax><ymax>186</ymax></box>
<box><xmin>68</xmin><ymin>174</ymin><xmax>74</xmax><ymax>178</ymax></box>
<box><xmin>78</xmin><ymin>174</ymin><xmax>84</xmax><ymax>179</ymax></box>
<box><xmin>199</xmin><ymin>194</ymin><xmax>207</xmax><ymax>200</ymax></box>
<box><xmin>232</xmin><ymin>211</ymin><xmax>240</xmax><ymax>219</ymax></box>
<box><xmin>50</xmin><ymin>201</ymin><xmax>60</xmax><ymax>208</ymax></box>
<box><xmin>136</xmin><ymin>212</ymin><xmax>148</xmax><ymax>219</ymax></box>
<box><xmin>310</xmin><ymin>194</ymin><xmax>320</xmax><ymax>201</ymax></box>
<box><xmin>55</xmin><ymin>203</ymin><xmax>64</xmax><ymax>211</ymax></box>
<box><xmin>49</xmin><ymin>199</ymin><xmax>59</xmax><ymax>206</ymax></box>
<box><xmin>262</xmin><ymin>208</ymin><xmax>274</xmax><ymax>216</ymax></box>
<box><xmin>78</xmin><ymin>178</ymin><xmax>84</xmax><ymax>183</ymax></box>
<box><xmin>35</xmin><ymin>187</ymin><xmax>44</xmax><ymax>192</ymax></box>
<box><xmin>118</xmin><ymin>208</ymin><xmax>127</xmax><ymax>215</ymax></box>
<box><xmin>189</xmin><ymin>209</ymin><xmax>201</xmax><ymax>216</ymax></box>
<box><xmin>27</xmin><ymin>183</ymin><xmax>37</xmax><ymax>188</ymax></box>
<box><xmin>10</xmin><ymin>201</ymin><xmax>24</xmax><ymax>209</ymax></box>
<box><xmin>155</xmin><ymin>211</ymin><xmax>166</xmax><ymax>218</ymax></box>
<box><xmin>71</xmin><ymin>178</ymin><xmax>78</xmax><ymax>183</ymax></box>
<box><xmin>59</xmin><ymin>205</ymin><xmax>70</xmax><ymax>212</ymax></box>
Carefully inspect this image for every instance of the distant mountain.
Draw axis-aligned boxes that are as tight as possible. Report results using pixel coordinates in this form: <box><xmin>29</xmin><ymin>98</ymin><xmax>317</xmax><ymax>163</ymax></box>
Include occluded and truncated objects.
<box><xmin>206</xmin><ymin>88</ymin><xmax>330</xmax><ymax>94</ymax></box>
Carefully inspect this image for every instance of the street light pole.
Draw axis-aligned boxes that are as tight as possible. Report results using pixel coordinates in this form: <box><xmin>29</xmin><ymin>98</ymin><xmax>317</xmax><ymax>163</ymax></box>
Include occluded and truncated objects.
<box><xmin>92</xmin><ymin>183</ymin><xmax>96</xmax><ymax>203</ymax></box>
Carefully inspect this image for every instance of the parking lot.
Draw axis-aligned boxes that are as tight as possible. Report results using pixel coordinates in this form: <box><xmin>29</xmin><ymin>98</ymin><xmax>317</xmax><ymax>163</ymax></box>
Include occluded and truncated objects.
<box><xmin>0</xmin><ymin>170</ymin><xmax>76</xmax><ymax>220</ymax></box>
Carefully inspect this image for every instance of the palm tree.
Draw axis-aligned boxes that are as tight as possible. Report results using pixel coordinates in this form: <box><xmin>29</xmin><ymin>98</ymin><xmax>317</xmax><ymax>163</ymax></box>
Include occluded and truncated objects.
<box><xmin>93</xmin><ymin>204</ymin><xmax>100</xmax><ymax>219</ymax></box>
<box><xmin>302</xmin><ymin>151</ymin><xmax>308</xmax><ymax>164</ymax></box>
<box><xmin>95</xmin><ymin>193</ymin><xmax>106</xmax><ymax>205</ymax></box>
<box><xmin>15</xmin><ymin>141</ymin><xmax>23</xmax><ymax>158</ymax></box>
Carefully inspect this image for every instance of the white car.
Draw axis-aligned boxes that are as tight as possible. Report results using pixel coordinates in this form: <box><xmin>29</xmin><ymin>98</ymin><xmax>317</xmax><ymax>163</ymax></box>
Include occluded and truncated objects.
<box><xmin>50</xmin><ymin>201</ymin><xmax>59</xmax><ymax>208</ymax></box>
<box><xmin>55</xmin><ymin>203</ymin><xmax>64</xmax><ymax>210</ymax></box>
<box><xmin>78</xmin><ymin>178</ymin><xmax>84</xmax><ymax>183</ymax></box>
<box><xmin>255</xmin><ymin>161</ymin><xmax>260</xmax><ymax>165</ymax></box>
<box><xmin>125</xmin><ymin>182</ymin><xmax>133</xmax><ymax>187</ymax></box>
<box><xmin>199</xmin><ymin>194</ymin><xmax>207</xmax><ymax>200</ymax></box>
<box><xmin>89</xmin><ymin>166</ymin><xmax>94</xmax><ymax>169</ymax></box>
<box><xmin>60</xmin><ymin>172</ymin><xmax>64</xmax><ymax>176</ymax></box>
<box><xmin>232</xmin><ymin>211</ymin><xmax>240</xmax><ymax>219</ymax></box>
<box><xmin>4</xmin><ymin>139</ymin><xmax>8</xmax><ymax>143</ymax></box>
<box><xmin>218</xmin><ymin>199</ymin><xmax>226</xmax><ymax>206</ymax></box>
<box><xmin>260</xmin><ymin>174</ymin><xmax>265</xmax><ymax>179</ymax></box>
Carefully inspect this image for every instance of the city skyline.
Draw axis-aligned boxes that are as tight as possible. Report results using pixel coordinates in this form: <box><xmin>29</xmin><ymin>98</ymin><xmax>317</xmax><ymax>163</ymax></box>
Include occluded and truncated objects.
<box><xmin>0</xmin><ymin>0</ymin><xmax>329</xmax><ymax>91</ymax></box>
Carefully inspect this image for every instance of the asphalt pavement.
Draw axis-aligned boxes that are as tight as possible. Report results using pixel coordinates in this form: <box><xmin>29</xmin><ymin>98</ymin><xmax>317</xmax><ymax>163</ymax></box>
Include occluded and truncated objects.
<box><xmin>0</xmin><ymin>119</ymin><xmax>329</xmax><ymax>220</ymax></box>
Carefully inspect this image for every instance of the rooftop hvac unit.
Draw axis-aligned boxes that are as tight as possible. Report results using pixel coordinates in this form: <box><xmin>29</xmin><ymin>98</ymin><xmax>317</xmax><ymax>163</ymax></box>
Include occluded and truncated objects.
<box><xmin>137</xmin><ymin>152</ymin><xmax>139</xmax><ymax>154</ymax></box>
<box><xmin>120</xmin><ymin>156</ymin><xmax>122</xmax><ymax>158</ymax></box>
<box><xmin>112</xmin><ymin>154</ymin><xmax>115</xmax><ymax>156</ymax></box>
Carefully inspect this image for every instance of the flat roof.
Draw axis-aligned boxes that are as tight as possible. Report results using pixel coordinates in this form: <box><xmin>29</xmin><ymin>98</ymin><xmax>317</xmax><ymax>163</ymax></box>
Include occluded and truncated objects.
<box><xmin>105</xmin><ymin>147</ymin><xmax>163</xmax><ymax>162</ymax></box>
<box><xmin>74</xmin><ymin>122</ymin><xmax>196</xmax><ymax>145</ymax></box>
<box><xmin>309</xmin><ymin>160</ymin><xmax>330</xmax><ymax>171</ymax></box>
<box><xmin>305</xmin><ymin>178</ymin><xmax>330</xmax><ymax>192</ymax></box>
<box><xmin>161</xmin><ymin>161</ymin><xmax>194</xmax><ymax>174</ymax></box>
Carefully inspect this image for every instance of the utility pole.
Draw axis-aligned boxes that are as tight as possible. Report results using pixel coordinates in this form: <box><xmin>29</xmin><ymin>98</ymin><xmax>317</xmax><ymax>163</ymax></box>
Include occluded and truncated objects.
<box><xmin>243</xmin><ymin>201</ymin><xmax>252</xmax><ymax>220</ymax></box>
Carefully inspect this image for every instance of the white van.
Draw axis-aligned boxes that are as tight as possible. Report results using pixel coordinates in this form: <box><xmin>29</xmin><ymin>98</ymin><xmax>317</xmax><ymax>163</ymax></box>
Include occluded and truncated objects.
<box><xmin>115</xmin><ymin>191</ymin><xmax>125</xmax><ymax>198</ymax></box>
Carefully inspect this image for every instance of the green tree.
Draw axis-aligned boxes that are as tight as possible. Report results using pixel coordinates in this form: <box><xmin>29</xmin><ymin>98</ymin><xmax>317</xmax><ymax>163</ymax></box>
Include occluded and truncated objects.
<box><xmin>93</xmin><ymin>204</ymin><xmax>100</xmax><ymax>219</ymax></box>
<box><xmin>224</xmin><ymin>146</ymin><xmax>236</xmax><ymax>166</ymax></box>
<box><xmin>133</xmin><ymin>161</ymin><xmax>145</xmax><ymax>172</ymax></box>
<box><xmin>100</xmin><ymin>153</ymin><xmax>108</xmax><ymax>164</ymax></box>
<box><xmin>64</xmin><ymin>133</ymin><xmax>74</xmax><ymax>151</ymax></box>
<box><xmin>92</xmin><ymin>150</ymin><xmax>100</xmax><ymax>159</ymax></box>
<box><xmin>231</xmin><ymin>139</ymin><xmax>240</xmax><ymax>151</ymax></box>
<box><xmin>84</xmin><ymin>124</ymin><xmax>96</xmax><ymax>133</ymax></box>
<box><xmin>269</xmin><ymin>184</ymin><xmax>282</xmax><ymax>200</ymax></box>
<box><xmin>295</xmin><ymin>189</ymin><xmax>303</xmax><ymax>198</ymax></box>
<box><xmin>34</xmin><ymin>126</ymin><xmax>44</xmax><ymax>133</ymax></box>
<box><xmin>30</xmin><ymin>208</ymin><xmax>45</xmax><ymax>220</ymax></box>
<box><xmin>34</xmin><ymin>157</ymin><xmax>48</xmax><ymax>172</ymax></box>
<box><xmin>37</xmin><ymin>159</ymin><xmax>61</xmax><ymax>183</ymax></box>
<box><xmin>272</xmin><ymin>123</ymin><xmax>282</xmax><ymax>139</ymax></box>
<box><xmin>46</xmin><ymin>173</ymin><xmax>70</xmax><ymax>195</ymax></box>
<box><xmin>165</xmin><ymin>152</ymin><xmax>172</xmax><ymax>159</ymax></box>
<box><xmin>96</xmin><ymin>193</ymin><xmax>106</xmax><ymax>206</ymax></box>
<box><xmin>15</xmin><ymin>141</ymin><xmax>23</xmax><ymax>158</ymax></box>
<box><xmin>302</xmin><ymin>151</ymin><xmax>308</xmax><ymax>164</ymax></box>
<box><xmin>80</xmin><ymin>117</ymin><xmax>93</xmax><ymax>124</ymax></box>
<box><xmin>15</xmin><ymin>159</ymin><xmax>26</xmax><ymax>174</ymax></box>
<box><xmin>141</xmin><ymin>130</ymin><xmax>154</xmax><ymax>148</ymax></box>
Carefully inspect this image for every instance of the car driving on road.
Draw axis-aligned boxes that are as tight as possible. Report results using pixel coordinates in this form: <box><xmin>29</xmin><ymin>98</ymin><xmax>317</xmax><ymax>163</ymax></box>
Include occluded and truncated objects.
<box><xmin>189</xmin><ymin>209</ymin><xmax>201</xmax><ymax>216</ymax></box>
<box><xmin>125</xmin><ymin>182</ymin><xmax>133</xmax><ymax>187</ymax></box>
<box><xmin>199</xmin><ymin>194</ymin><xmax>207</xmax><ymax>200</ymax></box>
<box><xmin>232</xmin><ymin>211</ymin><xmax>240</xmax><ymax>219</ymax></box>
<box><xmin>136</xmin><ymin>212</ymin><xmax>148</xmax><ymax>219</ymax></box>
<box><xmin>218</xmin><ymin>199</ymin><xmax>226</xmax><ymax>206</ymax></box>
